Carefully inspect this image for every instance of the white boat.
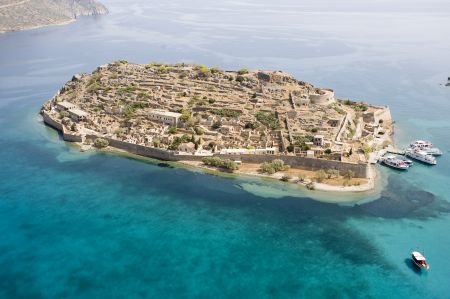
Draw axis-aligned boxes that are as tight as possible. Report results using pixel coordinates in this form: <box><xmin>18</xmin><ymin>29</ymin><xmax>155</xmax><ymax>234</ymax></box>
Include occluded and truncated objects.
<box><xmin>400</xmin><ymin>158</ymin><xmax>414</xmax><ymax>166</ymax></box>
<box><xmin>410</xmin><ymin>140</ymin><xmax>433</xmax><ymax>148</ymax></box>
<box><xmin>420</xmin><ymin>147</ymin><xmax>443</xmax><ymax>156</ymax></box>
<box><xmin>411</xmin><ymin>251</ymin><xmax>430</xmax><ymax>270</ymax></box>
<box><xmin>380</xmin><ymin>155</ymin><xmax>410</xmax><ymax>170</ymax></box>
<box><xmin>406</xmin><ymin>149</ymin><xmax>437</xmax><ymax>165</ymax></box>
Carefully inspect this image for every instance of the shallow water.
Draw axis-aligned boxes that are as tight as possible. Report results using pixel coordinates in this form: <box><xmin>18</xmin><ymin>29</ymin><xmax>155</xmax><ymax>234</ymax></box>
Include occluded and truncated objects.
<box><xmin>1</xmin><ymin>1</ymin><xmax>450</xmax><ymax>298</ymax></box>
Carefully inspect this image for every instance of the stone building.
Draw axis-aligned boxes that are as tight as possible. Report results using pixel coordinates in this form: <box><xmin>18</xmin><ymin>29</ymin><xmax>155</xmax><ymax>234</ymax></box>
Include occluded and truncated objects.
<box><xmin>149</xmin><ymin>110</ymin><xmax>182</xmax><ymax>127</ymax></box>
<box><xmin>56</xmin><ymin>101</ymin><xmax>76</xmax><ymax>111</ymax></box>
<box><xmin>69</xmin><ymin>109</ymin><xmax>88</xmax><ymax>122</ymax></box>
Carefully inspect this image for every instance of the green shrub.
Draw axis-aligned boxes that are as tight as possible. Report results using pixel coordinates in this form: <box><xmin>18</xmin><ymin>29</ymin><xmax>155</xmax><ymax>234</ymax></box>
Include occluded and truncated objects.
<box><xmin>59</xmin><ymin>111</ymin><xmax>70</xmax><ymax>119</ymax></box>
<box><xmin>245</xmin><ymin>121</ymin><xmax>259</xmax><ymax>130</ymax></box>
<box><xmin>212</xmin><ymin>122</ymin><xmax>222</xmax><ymax>129</ymax></box>
<box><xmin>287</xmin><ymin>145</ymin><xmax>295</xmax><ymax>152</ymax></box>
<box><xmin>197</xmin><ymin>65</ymin><xmax>210</xmax><ymax>77</ymax></box>
<box><xmin>212</xmin><ymin>109</ymin><xmax>242</xmax><ymax>118</ymax></box>
<box><xmin>326</xmin><ymin>169</ymin><xmax>339</xmax><ymax>179</ymax></box>
<box><xmin>94</xmin><ymin>138</ymin><xmax>109</xmax><ymax>148</ymax></box>
<box><xmin>210</xmin><ymin>67</ymin><xmax>222</xmax><ymax>74</ymax></box>
<box><xmin>180</xmin><ymin>109</ymin><xmax>192</xmax><ymax>122</ymax></box>
<box><xmin>168</xmin><ymin>127</ymin><xmax>177</xmax><ymax>134</ymax></box>
<box><xmin>202</xmin><ymin>157</ymin><xmax>239</xmax><ymax>171</ymax></box>
<box><xmin>114</xmin><ymin>128</ymin><xmax>126</xmax><ymax>137</ymax></box>
<box><xmin>315</xmin><ymin>170</ymin><xmax>327</xmax><ymax>183</ymax></box>
<box><xmin>343</xmin><ymin>170</ymin><xmax>355</xmax><ymax>180</ymax></box>
<box><xmin>238</xmin><ymin>68</ymin><xmax>249</xmax><ymax>75</ymax></box>
<box><xmin>256</xmin><ymin>111</ymin><xmax>281</xmax><ymax>130</ymax></box>
<box><xmin>194</xmin><ymin>127</ymin><xmax>204</xmax><ymax>135</ymax></box>
<box><xmin>153</xmin><ymin>138</ymin><xmax>160</xmax><ymax>147</ymax></box>
<box><xmin>293</xmin><ymin>135</ymin><xmax>313</xmax><ymax>151</ymax></box>
<box><xmin>260</xmin><ymin>159</ymin><xmax>289</xmax><ymax>174</ymax></box>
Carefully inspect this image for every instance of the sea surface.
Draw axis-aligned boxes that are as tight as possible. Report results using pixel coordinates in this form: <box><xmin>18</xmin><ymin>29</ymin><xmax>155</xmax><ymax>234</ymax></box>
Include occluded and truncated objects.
<box><xmin>1</xmin><ymin>0</ymin><xmax>450</xmax><ymax>298</ymax></box>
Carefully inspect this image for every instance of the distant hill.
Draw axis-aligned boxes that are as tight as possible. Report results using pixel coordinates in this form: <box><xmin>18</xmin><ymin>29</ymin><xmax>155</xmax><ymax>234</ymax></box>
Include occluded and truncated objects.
<box><xmin>0</xmin><ymin>0</ymin><xmax>108</xmax><ymax>33</ymax></box>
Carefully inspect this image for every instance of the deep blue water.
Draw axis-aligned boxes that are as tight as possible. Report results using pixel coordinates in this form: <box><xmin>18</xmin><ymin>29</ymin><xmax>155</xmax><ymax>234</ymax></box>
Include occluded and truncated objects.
<box><xmin>1</xmin><ymin>1</ymin><xmax>450</xmax><ymax>298</ymax></box>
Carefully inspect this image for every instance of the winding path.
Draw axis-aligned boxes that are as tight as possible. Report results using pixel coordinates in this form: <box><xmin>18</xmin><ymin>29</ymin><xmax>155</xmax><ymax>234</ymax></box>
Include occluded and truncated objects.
<box><xmin>0</xmin><ymin>0</ymin><xmax>30</xmax><ymax>9</ymax></box>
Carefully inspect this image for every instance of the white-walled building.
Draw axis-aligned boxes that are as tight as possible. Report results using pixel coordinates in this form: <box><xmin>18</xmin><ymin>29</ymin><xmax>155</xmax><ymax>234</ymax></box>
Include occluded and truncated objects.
<box><xmin>56</xmin><ymin>101</ymin><xmax>77</xmax><ymax>111</ymax></box>
<box><xmin>149</xmin><ymin>110</ymin><xmax>182</xmax><ymax>127</ymax></box>
<box><xmin>69</xmin><ymin>109</ymin><xmax>89</xmax><ymax>122</ymax></box>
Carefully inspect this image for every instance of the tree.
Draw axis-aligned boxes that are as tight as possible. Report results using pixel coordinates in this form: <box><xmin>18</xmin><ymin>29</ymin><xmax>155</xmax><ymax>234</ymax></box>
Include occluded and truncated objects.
<box><xmin>202</xmin><ymin>157</ymin><xmax>239</xmax><ymax>171</ymax></box>
<box><xmin>245</xmin><ymin>121</ymin><xmax>259</xmax><ymax>130</ymax></box>
<box><xmin>324</xmin><ymin>148</ymin><xmax>332</xmax><ymax>155</ymax></box>
<box><xmin>343</xmin><ymin>170</ymin><xmax>355</xmax><ymax>180</ymax></box>
<box><xmin>168</xmin><ymin>127</ymin><xmax>177</xmax><ymax>134</ymax></box>
<box><xmin>326</xmin><ymin>169</ymin><xmax>339</xmax><ymax>179</ymax></box>
<box><xmin>194</xmin><ymin>127</ymin><xmax>204</xmax><ymax>135</ymax></box>
<box><xmin>212</xmin><ymin>122</ymin><xmax>222</xmax><ymax>129</ymax></box>
<box><xmin>287</xmin><ymin>145</ymin><xmax>295</xmax><ymax>153</ymax></box>
<box><xmin>260</xmin><ymin>159</ymin><xmax>290</xmax><ymax>174</ymax></box>
<box><xmin>238</xmin><ymin>68</ymin><xmax>249</xmax><ymax>75</ymax></box>
<box><xmin>260</xmin><ymin>162</ymin><xmax>276</xmax><ymax>174</ymax></box>
<box><xmin>94</xmin><ymin>138</ymin><xmax>109</xmax><ymax>148</ymax></box>
<box><xmin>153</xmin><ymin>138</ymin><xmax>160</xmax><ymax>148</ymax></box>
<box><xmin>59</xmin><ymin>111</ymin><xmax>69</xmax><ymax>119</ymax></box>
<box><xmin>180</xmin><ymin>109</ymin><xmax>192</xmax><ymax>122</ymax></box>
<box><xmin>315</xmin><ymin>170</ymin><xmax>327</xmax><ymax>183</ymax></box>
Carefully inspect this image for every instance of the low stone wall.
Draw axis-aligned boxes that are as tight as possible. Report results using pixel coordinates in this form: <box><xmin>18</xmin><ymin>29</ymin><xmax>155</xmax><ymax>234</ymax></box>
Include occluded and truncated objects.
<box><xmin>42</xmin><ymin>112</ymin><xmax>63</xmax><ymax>131</ymax></box>
<box><xmin>85</xmin><ymin>135</ymin><xmax>176</xmax><ymax>161</ymax></box>
<box><xmin>44</xmin><ymin>114</ymin><xmax>368</xmax><ymax>178</ymax></box>
<box><xmin>42</xmin><ymin>112</ymin><xmax>82</xmax><ymax>142</ymax></box>
<box><xmin>216</xmin><ymin>154</ymin><xmax>368</xmax><ymax>178</ymax></box>
<box><xmin>63</xmin><ymin>132</ymin><xmax>82</xmax><ymax>142</ymax></box>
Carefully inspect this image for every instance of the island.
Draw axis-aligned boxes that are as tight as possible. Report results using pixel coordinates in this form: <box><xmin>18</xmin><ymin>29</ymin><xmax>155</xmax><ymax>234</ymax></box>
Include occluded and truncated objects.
<box><xmin>40</xmin><ymin>61</ymin><xmax>395</xmax><ymax>192</ymax></box>
<box><xmin>0</xmin><ymin>0</ymin><xmax>107</xmax><ymax>33</ymax></box>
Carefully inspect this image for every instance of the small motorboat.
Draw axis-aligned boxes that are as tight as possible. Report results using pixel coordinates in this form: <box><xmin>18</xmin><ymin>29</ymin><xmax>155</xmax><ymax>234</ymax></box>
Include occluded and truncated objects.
<box><xmin>411</xmin><ymin>251</ymin><xmax>430</xmax><ymax>270</ymax></box>
<box><xmin>380</xmin><ymin>155</ymin><xmax>409</xmax><ymax>170</ymax></box>
<box><xmin>410</xmin><ymin>140</ymin><xmax>433</xmax><ymax>149</ymax></box>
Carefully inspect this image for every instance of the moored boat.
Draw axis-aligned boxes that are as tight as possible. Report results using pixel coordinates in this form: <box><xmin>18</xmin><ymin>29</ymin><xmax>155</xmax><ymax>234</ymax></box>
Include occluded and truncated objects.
<box><xmin>410</xmin><ymin>140</ymin><xmax>433</xmax><ymax>148</ymax></box>
<box><xmin>411</xmin><ymin>251</ymin><xmax>430</xmax><ymax>270</ymax></box>
<box><xmin>420</xmin><ymin>147</ymin><xmax>443</xmax><ymax>156</ymax></box>
<box><xmin>405</xmin><ymin>149</ymin><xmax>437</xmax><ymax>165</ymax></box>
<box><xmin>380</xmin><ymin>155</ymin><xmax>410</xmax><ymax>170</ymax></box>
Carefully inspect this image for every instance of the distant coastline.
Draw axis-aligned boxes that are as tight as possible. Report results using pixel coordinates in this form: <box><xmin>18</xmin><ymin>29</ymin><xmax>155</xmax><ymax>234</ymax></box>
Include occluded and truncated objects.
<box><xmin>0</xmin><ymin>0</ymin><xmax>108</xmax><ymax>33</ymax></box>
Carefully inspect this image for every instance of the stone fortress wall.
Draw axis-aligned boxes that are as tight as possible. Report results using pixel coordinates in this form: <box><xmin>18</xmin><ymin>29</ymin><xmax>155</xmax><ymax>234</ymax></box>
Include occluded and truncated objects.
<box><xmin>43</xmin><ymin>113</ymin><xmax>368</xmax><ymax>178</ymax></box>
<box><xmin>309</xmin><ymin>89</ymin><xmax>335</xmax><ymax>105</ymax></box>
<box><xmin>42</xmin><ymin>112</ymin><xmax>82</xmax><ymax>142</ymax></box>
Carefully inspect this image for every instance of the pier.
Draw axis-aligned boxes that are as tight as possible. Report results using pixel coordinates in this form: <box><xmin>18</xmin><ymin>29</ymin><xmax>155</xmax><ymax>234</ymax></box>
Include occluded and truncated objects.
<box><xmin>370</xmin><ymin>146</ymin><xmax>405</xmax><ymax>164</ymax></box>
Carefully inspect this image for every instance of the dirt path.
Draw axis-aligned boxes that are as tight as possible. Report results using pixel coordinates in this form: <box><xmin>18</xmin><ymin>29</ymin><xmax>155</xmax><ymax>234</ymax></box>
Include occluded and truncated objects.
<box><xmin>0</xmin><ymin>0</ymin><xmax>31</xmax><ymax>9</ymax></box>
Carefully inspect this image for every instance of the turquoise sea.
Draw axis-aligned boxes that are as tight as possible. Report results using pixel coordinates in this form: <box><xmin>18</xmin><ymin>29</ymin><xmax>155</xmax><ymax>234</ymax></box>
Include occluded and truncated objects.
<box><xmin>1</xmin><ymin>0</ymin><xmax>450</xmax><ymax>298</ymax></box>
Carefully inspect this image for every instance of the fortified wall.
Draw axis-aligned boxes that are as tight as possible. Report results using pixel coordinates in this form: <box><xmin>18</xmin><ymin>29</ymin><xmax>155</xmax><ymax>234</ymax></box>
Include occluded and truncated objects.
<box><xmin>43</xmin><ymin>113</ymin><xmax>368</xmax><ymax>179</ymax></box>
<box><xmin>216</xmin><ymin>154</ymin><xmax>368</xmax><ymax>178</ymax></box>
<box><xmin>42</xmin><ymin>112</ymin><xmax>82</xmax><ymax>142</ymax></box>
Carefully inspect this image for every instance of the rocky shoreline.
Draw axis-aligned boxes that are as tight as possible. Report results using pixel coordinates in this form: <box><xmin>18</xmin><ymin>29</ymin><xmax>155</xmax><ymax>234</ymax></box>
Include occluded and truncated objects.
<box><xmin>40</xmin><ymin>61</ymin><xmax>395</xmax><ymax>193</ymax></box>
<box><xmin>0</xmin><ymin>0</ymin><xmax>108</xmax><ymax>33</ymax></box>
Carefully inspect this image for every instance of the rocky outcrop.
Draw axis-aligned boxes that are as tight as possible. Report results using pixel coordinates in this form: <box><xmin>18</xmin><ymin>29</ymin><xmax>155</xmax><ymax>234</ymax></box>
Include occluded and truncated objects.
<box><xmin>0</xmin><ymin>0</ymin><xmax>108</xmax><ymax>33</ymax></box>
